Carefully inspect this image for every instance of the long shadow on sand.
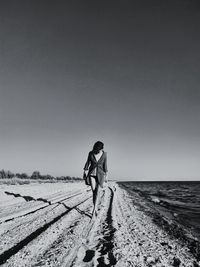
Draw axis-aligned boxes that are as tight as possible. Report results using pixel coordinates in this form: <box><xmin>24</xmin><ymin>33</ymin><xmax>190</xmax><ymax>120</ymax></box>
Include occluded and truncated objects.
<box><xmin>5</xmin><ymin>191</ymin><xmax>51</xmax><ymax>204</ymax></box>
<box><xmin>0</xmin><ymin>196</ymin><xmax>91</xmax><ymax>265</ymax></box>
<box><xmin>59</xmin><ymin>202</ymin><xmax>92</xmax><ymax>219</ymax></box>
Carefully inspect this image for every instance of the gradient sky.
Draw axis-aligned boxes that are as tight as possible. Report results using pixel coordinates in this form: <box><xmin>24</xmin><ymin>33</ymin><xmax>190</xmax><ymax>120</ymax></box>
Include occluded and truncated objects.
<box><xmin>0</xmin><ymin>0</ymin><xmax>200</xmax><ymax>180</ymax></box>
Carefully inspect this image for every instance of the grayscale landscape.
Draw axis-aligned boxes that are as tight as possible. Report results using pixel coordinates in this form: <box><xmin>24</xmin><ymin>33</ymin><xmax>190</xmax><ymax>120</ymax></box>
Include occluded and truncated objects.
<box><xmin>1</xmin><ymin>0</ymin><xmax>200</xmax><ymax>266</ymax></box>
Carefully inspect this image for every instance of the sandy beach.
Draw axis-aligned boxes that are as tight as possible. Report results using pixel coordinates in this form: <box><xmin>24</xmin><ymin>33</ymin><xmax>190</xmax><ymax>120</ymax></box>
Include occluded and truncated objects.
<box><xmin>0</xmin><ymin>181</ymin><xmax>199</xmax><ymax>267</ymax></box>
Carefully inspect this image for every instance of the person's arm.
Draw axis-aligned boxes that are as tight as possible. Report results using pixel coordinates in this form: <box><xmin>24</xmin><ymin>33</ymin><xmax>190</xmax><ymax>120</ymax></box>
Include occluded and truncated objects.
<box><xmin>103</xmin><ymin>153</ymin><xmax>108</xmax><ymax>181</ymax></box>
<box><xmin>103</xmin><ymin>153</ymin><xmax>108</xmax><ymax>172</ymax></box>
<box><xmin>83</xmin><ymin>152</ymin><xmax>91</xmax><ymax>174</ymax></box>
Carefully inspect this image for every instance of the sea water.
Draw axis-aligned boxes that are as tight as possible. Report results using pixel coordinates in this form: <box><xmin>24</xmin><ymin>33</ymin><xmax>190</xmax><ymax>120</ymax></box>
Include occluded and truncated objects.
<box><xmin>118</xmin><ymin>181</ymin><xmax>200</xmax><ymax>240</ymax></box>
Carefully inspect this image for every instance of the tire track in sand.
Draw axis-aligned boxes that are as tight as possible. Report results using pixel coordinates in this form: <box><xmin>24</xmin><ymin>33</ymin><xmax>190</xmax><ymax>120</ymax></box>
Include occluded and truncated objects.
<box><xmin>0</xmin><ymin>190</ymin><xmax>85</xmax><ymax>224</ymax></box>
<box><xmin>66</xmin><ymin>185</ymin><xmax>117</xmax><ymax>267</ymax></box>
<box><xmin>91</xmin><ymin>186</ymin><xmax>117</xmax><ymax>266</ymax></box>
<box><xmin>0</xmin><ymin>195</ymin><xmax>91</xmax><ymax>265</ymax></box>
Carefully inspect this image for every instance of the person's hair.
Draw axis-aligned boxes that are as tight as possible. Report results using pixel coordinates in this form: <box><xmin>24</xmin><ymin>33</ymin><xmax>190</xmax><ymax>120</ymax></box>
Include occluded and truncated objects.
<box><xmin>92</xmin><ymin>141</ymin><xmax>104</xmax><ymax>153</ymax></box>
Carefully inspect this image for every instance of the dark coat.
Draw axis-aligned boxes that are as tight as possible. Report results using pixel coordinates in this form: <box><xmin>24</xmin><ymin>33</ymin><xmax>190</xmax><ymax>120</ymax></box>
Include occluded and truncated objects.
<box><xmin>84</xmin><ymin>150</ymin><xmax>108</xmax><ymax>187</ymax></box>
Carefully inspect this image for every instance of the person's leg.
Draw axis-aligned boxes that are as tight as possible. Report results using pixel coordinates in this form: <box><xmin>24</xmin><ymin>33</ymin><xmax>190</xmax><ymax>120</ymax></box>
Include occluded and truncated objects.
<box><xmin>94</xmin><ymin>182</ymin><xmax>99</xmax><ymax>211</ymax></box>
<box><xmin>90</xmin><ymin>176</ymin><xmax>96</xmax><ymax>203</ymax></box>
<box><xmin>90</xmin><ymin>176</ymin><xmax>99</xmax><ymax>216</ymax></box>
<box><xmin>90</xmin><ymin>176</ymin><xmax>97</xmax><ymax>213</ymax></box>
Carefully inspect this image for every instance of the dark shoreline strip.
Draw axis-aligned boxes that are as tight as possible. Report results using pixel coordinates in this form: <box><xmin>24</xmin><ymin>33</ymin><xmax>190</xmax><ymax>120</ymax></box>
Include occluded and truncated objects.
<box><xmin>118</xmin><ymin>182</ymin><xmax>200</xmax><ymax>262</ymax></box>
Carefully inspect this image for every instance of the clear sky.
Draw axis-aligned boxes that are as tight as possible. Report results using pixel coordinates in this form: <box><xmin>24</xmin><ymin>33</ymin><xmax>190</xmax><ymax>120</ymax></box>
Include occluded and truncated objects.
<box><xmin>0</xmin><ymin>0</ymin><xmax>200</xmax><ymax>180</ymax></box>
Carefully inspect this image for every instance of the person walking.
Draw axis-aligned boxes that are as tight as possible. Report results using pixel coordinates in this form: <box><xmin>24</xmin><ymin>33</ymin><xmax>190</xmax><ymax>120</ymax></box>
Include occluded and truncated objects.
<box><xmin>83</xmin><ymin>141</ymin><xmax>108</xmax><ymax>218</ymax></box>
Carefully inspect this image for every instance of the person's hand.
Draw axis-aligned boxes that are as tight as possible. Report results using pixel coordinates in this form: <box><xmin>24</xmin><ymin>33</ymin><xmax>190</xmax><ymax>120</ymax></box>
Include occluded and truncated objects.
<box><xmin>83</xmin><ymin>170</ymin><xmax>88</xmax><ymax>178</ymax></box>
<box><xmin>104</xmin><ymin>172</ymin><xmax>108</xmax><ymax>183</ymax></box>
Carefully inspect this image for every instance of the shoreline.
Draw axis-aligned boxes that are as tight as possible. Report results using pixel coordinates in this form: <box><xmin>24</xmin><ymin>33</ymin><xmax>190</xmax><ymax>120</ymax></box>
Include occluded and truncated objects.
<box><xmin>118</xmin><ymin>182</ymin><xmax>200</xmax><ymax>263</ymax></box>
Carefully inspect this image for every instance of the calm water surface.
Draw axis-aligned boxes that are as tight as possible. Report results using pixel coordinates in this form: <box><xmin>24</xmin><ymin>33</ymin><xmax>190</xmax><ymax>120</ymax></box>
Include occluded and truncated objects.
<box><xmin>119</xmin><ymin>181</ymin><xmax>200</xmax><ymax>239</ymax></box>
